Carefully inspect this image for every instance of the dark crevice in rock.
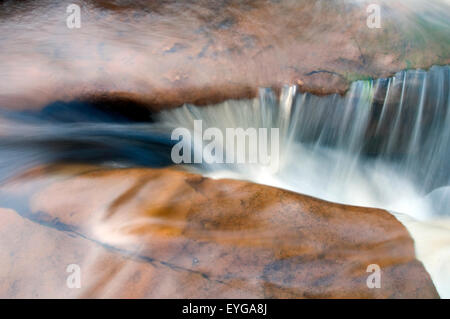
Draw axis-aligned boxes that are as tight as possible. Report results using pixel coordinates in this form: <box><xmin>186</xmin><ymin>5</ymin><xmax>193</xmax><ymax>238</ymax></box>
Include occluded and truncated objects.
<box><xmin>28</xmin><ymin>97</ymin><xmax>156</xmax><ymax>123</ymax></box>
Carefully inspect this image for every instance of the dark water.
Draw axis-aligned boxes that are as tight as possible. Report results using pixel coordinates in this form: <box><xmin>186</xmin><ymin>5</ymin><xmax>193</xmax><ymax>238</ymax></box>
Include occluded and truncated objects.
<box><xmin>0</xmin><ymin>102</ymin><xmax>176</xmax><ymax>181</ymax></box>
<box><xmin>0</xmin><ymin>0</ymin><xmax>450</xmax><ymax>299</ymax></box>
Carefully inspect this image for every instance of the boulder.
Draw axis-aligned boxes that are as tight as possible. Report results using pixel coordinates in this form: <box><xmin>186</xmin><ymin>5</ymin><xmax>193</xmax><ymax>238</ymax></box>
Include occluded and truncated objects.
<box><xmin>0</xmin><ymin>0</ymin><xmax>448</xmax><ymax>110</ymax></box>
<box><xmin>0</xmin><ymin>164</ymin><xmax>439</xmax><ymax>298</ymax></box>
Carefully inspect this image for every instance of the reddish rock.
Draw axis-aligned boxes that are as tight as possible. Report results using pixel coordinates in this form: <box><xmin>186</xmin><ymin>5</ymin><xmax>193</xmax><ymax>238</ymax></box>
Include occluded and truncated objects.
<box><xmin>0</xmin><ymin>0</ymin><xmax>448</xmax><ymax>110</ymax></box>
<box><xmin>0</xmin><ymin>165</ymin><xmax>439</xmax><ymax>298</ymax></box>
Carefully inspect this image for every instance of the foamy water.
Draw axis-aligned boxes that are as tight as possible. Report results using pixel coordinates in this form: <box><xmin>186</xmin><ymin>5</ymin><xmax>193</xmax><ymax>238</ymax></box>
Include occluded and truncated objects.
<box><xmin>158</xmin><ymin>65</ymin><xmax>450</xmax><ymax>297</ymax></box>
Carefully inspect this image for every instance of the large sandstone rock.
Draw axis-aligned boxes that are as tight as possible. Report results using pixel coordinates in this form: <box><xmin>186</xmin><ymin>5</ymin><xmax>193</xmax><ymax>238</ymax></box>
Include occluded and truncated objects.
<box><xmin>0</xmin><ymin>0</ymin><xmax>448</xmax><ymax>110</ymax></box>
<box><xmin>0</xmin><ymin>164</ymin><xmax>439</xmax><ymax>298</ymax></box>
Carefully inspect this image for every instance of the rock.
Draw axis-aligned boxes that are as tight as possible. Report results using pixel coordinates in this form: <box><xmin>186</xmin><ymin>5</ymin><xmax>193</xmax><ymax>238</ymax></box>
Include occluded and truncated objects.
<box><xmin>0</xmin><ymin>0</ymin><xmax>448</xmax><ymax>110</ymax></box>
<box><xmin>0</xmin><ymin>164</ymin><xmax>439</xmax><ymax>298</ymax></box>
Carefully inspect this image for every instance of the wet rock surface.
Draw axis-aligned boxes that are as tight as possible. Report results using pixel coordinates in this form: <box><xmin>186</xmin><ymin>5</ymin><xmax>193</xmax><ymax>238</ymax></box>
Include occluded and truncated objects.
<box><xmin>0</xmin><ymin>165</ymin><xmax>439</xmax><ymax>298</ymax></box>
<box><xmin>0</xmin><ymin>0</ymin><xmax>448</xmax><ymax>110</ymax></box>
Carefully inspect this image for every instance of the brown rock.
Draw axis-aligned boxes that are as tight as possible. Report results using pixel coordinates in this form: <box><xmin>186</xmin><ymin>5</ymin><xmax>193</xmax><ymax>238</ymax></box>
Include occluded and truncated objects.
<box><xmin>0</xmin><ymin>0</ymin><xmax>448</xmax><ymax>110</ymax></box>
<box><xmin>0</xmin><ymin>164</ymin><xmax>439</xmax><ymax>298</ymax></box>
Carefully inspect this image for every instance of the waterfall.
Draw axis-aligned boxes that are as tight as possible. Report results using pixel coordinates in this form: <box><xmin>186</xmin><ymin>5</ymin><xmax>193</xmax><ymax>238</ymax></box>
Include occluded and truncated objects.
<box><xmin>0</xmin><ymin>65</ymin><xmax>449</xmax><ymax>297</ymax></box>
<box><xmin>159</xmin><ymin>65</ymin><xmax>450</xmax><ymax>220</ymax></box>
<box><xmin>1</xmin><ymin>65</ymin><xmax>448</xmax><ymax>220</ymax></box>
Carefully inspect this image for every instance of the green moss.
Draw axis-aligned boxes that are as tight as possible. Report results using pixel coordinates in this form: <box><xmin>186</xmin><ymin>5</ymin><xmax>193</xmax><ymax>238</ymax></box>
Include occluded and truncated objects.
<box><xmin>345</xmin><ymin>72</ymin><xmax>373</xmax><ymax>83</ymax></box>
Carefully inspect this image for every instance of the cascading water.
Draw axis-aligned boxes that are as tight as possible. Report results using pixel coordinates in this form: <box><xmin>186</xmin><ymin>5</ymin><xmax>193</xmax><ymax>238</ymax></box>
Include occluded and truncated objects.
<box><xmin>1</xmin><ymin>0</ymin><xmax>450</xmax><ymax>300</ymax></box>
<box><xmin>158</xmin><ymin>65</ymin><xmax>450</xmax><ymax>297</ymax></box>
<box><xmin>3</xmin><ymin>65</ymin><xmax>448</xmax><ymax>220</ymax></box>
<box><xmin>159</xmin><ymin>65</ymin><xmax>450</xmax><ymax>221</ymax></box>
<box><xmin>1</xmin><ymin>65</ymin><xmax>449</xmax><ymax>297</ymax></box>
<box><xmin>0</xmin><ymin>66</ymin><xmax>450</xmax><ymax>219</ymax></box>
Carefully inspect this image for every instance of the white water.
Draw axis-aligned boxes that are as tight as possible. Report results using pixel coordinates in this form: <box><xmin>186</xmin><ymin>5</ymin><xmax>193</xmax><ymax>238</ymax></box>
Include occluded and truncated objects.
<box><xmin>159</xmin><ymin>65</ymin><xmax>450</xmax><ymax>220</ymax></box>
<box><xmin>159</xmin><ymin>65</ymin><xmax>450</xmax><ymax>297</ymax></box>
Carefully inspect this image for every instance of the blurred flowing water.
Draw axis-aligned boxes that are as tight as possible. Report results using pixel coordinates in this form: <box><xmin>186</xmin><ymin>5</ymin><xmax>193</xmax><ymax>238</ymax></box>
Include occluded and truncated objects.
<box><xmin>1</xmin><ymin>0</ymin><xmax>448</xmax><ymax>219</ymax></box>
<box><xmin>159</xmin><ymin>65</ymin><xmax>450</xmax><ymax>221</ymax></box>
<box><xmin>1</xmin><ymin>0</ymin><xmax>450</xmax><ymax>298</ymax></box>
<box><xmin>1</xmin><ymin>65</ymin><xmax>449</xmax><ymax>222</ymax></box>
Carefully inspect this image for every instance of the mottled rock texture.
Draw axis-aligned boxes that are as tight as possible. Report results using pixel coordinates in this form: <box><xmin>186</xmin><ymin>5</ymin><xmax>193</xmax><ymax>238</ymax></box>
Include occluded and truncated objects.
<box><xmin>0</xmin><ymin>165</ymin><xmax>439</xmax><ymax>298</ymax></box>
<box><xmin>0</xmin><ymin>0</ymin><xmax>448</xmax><ymax>110</ymax></box>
